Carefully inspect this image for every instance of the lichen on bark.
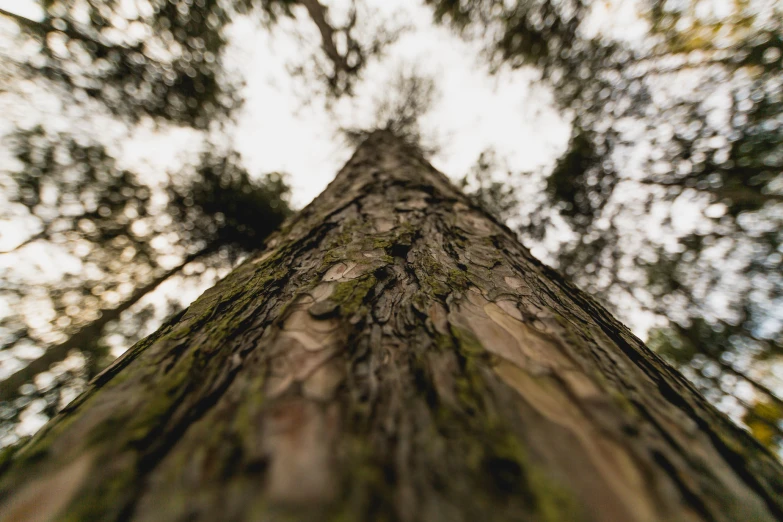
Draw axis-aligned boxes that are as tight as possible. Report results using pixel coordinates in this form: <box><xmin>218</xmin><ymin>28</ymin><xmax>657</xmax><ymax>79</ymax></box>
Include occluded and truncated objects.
<box><xmin>1</xmin><ymin>130</ymin><xmax>782</xmax><ymax>522</ymax></box>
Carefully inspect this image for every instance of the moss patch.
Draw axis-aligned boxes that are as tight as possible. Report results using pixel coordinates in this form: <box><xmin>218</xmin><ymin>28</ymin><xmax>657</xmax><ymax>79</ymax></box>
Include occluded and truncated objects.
<box><xmin>331</xmin><ymin>275</ymin><xmax>378</xmax><ymax>317</ymax></box>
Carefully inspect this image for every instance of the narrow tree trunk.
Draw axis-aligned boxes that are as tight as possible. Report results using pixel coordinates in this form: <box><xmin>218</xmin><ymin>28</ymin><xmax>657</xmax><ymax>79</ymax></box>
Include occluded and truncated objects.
<box><xmin>1</xmin><ymin>131</ymin><xmax>781</xmax><ymax>522</ymax></box>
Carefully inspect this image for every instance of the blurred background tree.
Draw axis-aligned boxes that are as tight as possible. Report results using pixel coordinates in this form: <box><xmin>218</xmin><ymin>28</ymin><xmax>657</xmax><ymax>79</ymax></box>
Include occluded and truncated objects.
<box><xmin>431</xmin><ymin>0</ymin><xmax>783</xmax><ymax>452</ymax></box>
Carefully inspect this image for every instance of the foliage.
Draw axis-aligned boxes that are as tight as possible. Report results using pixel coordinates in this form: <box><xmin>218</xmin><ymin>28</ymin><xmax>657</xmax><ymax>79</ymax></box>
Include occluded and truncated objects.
<box><xmin>1</xmin><ymin>0</ymin><xmax>781</xmax><ymax>457</ymax></box>
<box><xmin>167</xmin><ymin>151</ymin><xmax>291</xmax><ymax>259</ymax></box>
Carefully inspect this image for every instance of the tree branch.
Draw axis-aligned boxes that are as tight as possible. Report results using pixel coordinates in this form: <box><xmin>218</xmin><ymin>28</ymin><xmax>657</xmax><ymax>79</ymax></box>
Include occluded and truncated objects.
<box><xmin>299</xmin><ymin>0</ymin><xmax>355</xmax><ymax>75</ymax></box>
<box><xmin>0</xmin><ymin>7</ymin><xmax>45</xmax><ymax>35</ymax></box>
<box><xmin>0</xmin><ymin>229</ymin><xmax>47</xmax><ymax>255</ymax></box>
<box><xmin>0</xmin><ymin>243</ymin><xmax>218</xmax><ymax>402</ymax></box>
<box><xmin>0</xmin><ymin>6</ymin><xmax>116</xmax><ymax>54</ymax></box>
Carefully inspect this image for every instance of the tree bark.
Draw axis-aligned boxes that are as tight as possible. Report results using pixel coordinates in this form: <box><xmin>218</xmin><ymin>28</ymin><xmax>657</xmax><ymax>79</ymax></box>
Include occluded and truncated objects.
<box><xmin>1</xmin><ymin>130</ymin><xmax>782</xmax><ymax>522</ymax></box>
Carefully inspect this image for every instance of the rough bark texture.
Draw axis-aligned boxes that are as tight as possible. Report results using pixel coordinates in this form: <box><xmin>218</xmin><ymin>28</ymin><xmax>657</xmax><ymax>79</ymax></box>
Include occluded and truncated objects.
<box><xmin>1</xmin><ymin>131</ymin><xmax>782</xmax><ymax>522</ymax></box>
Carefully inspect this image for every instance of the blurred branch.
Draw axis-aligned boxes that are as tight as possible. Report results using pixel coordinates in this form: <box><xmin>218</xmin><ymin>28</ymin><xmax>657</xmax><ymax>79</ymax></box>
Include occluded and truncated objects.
<box><xmin>0</xmin><ymin>230</ymin><xmax>46</xmax><ymax>255</ymax></box>
<box><xmin>0</xmin><ymin>242</ymin><xmax>218</xmax><ymax>402</ymax></box>
<box><xmin>296</xmin><ymin>0</ymin><xmax>403</xmax><ymax>97</ymax></box>
<box><xmin>626</xmin><ymin>53</ymin><xmax>733</xmax><ymax>74</ymax></box>
<box><xmin>300</xmin><ymin>0</ymin><xmax>357</xmax><ymax>78</ymax></box>
<box><xmin>630</xmin><ymin>178</ymin><xmax>783</xmax><ymax>204</ymax></box>
<box><xmin>0</xmin><ymin>7</ymin><xmax>107</xmax><ymax>48</ymax></box>
<box><xmin>715</xmin><ymin>359</ymin><xmax>783</xmax><ymax>411</ymax></box>
<box><xmin>0</xmin><ymin>8</ymin><xmax>43</xmax><ymax>33</ymax></box>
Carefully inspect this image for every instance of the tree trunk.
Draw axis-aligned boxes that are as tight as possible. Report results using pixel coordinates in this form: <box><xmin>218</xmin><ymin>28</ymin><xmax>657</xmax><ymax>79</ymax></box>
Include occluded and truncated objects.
<box><xmin>1</xmin><ymin>130</ymin><xmax>781</xmax><ymax>522</ymax></box>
